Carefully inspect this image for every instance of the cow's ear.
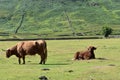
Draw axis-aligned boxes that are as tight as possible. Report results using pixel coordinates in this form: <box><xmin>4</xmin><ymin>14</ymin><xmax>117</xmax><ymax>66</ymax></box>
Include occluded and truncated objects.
<box><xmin>87</xmin><ymin>47</ymin><xmax>90</xmax><ymax>50</ymax></box>
<box><xmin>87</xmin><ymin>46</ymin><xmax>92</xmax><ymax>51</ymax></box>
<box><xmin>35</xmin><ymin>41</ymin><xmax>39</xmax><ymax>46</ymax></box>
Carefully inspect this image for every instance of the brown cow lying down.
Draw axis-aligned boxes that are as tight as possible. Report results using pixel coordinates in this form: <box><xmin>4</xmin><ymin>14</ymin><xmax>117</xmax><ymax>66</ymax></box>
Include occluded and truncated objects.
<box><xmin>6</xmin><ymin>40</ymin><xmax>47</xmax><ymax>64</ymax></box>
<box><xmin>73</xmin><ymin>46</ymin><xmax>96</xmax><ymax>60</ymax></box>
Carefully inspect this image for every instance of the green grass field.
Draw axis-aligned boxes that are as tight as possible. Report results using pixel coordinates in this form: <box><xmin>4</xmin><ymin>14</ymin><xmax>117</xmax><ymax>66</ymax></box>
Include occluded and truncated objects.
<box><xmin>0</xmin><ymin>39</ymin><xmax>120</xmax><ymax>80</ymax></box>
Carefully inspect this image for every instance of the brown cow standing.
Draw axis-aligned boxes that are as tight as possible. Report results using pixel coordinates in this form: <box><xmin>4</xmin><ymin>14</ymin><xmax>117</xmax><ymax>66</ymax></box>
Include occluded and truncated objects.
<box><xmin>6</xmin><ymin>40</ymin><xmax>47</xmax><ymax>64</ymax></box>
<box><xmin>73</xmin><ymin>46</ymin><xmax>96</xmax><ymax>60</ymax></box>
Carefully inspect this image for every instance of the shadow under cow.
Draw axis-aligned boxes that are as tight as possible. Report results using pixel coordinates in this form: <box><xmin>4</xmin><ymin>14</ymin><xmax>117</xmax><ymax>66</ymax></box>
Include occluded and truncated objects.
<box><xmin>96</xmin><ymin>57</ymin><xmax>108</xmax><ymax>60</ymax></box>
<box><xmin>45</xmin><ymin>63</ymin><xmax>70</xmax><ymax>65</ymax></box>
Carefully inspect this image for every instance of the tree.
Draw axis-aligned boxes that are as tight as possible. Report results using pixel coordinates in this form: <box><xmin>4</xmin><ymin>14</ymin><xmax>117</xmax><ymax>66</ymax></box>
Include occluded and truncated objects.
<box><xmin>102</xmin><ymin>26</ymin><xmax>113</xmax><ymax>38</ymax></box>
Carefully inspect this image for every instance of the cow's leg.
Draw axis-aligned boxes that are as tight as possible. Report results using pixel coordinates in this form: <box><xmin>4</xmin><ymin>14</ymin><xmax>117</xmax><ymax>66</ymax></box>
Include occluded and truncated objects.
<box><xmin>18</xmin><ymin>58</ymin><xmax>21</xmax><ymax>64</ymax></box>
<box><xmin>39</xmin><ymin>54</ymin><xmax>45</xmax><ymax>64</ymax></box>
<box><xmin>43</xmin><ymin>60</ymin><xmax>45</xmax><ymax>64</ymax></box>
<box><xmin>22</xmin><ymin>56</ymin><xmax>25</xmax><ymax>64</ymax></box>
<box><xmin>39</xmin><ymin>61</ymin><xmax>42</xmax><ymax>64</ymax></box>
<box><xmin>42</xmin><ymin>56</ymin><xmax>46</xmax><ymax>64</ymax></box>
<box><xmin>39</xmin><ymin>55</ymin><xmax>42</xmax><ymax>64</ymax></box>
<box><xmin>84</xmin><ymin>56</ymin><xmax>90</xmax><ymax>60</ymax></box>
<box><xmin>42</xmin><ymin>55</ymin><xmax>46</xmax><ymax>64</ymax></box>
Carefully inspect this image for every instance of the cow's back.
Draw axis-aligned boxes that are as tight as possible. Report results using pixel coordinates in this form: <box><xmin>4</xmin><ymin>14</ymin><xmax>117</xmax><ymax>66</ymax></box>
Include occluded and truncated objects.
<box><xmin>17</xmin><ymin>41</ymin><xmax>39</xmax><ymax>55</ymax></box>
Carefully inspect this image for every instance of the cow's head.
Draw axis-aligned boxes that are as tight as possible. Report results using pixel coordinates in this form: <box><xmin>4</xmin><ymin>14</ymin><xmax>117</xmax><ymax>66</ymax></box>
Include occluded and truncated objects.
<box><xmin>6</xmin><ymin>49</ymin><xmax>12</xmax><ymax>58</ymax></box>
<box><xmin>88</xmin><ymin>46</ymin><xmax>96</xmax><ymax>51</ymax></box>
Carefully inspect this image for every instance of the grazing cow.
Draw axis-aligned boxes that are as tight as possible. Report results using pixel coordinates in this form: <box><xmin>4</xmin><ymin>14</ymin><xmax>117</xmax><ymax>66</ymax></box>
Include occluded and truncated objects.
<box><xmin>6</xmin><ymin>40</ymin><xmax>47</xmax><ymax>64</ymax></box>
<box><xmin>73</xmin><ymin>46</ymin><xmax>96</xmax><ymax>60</ymax></box>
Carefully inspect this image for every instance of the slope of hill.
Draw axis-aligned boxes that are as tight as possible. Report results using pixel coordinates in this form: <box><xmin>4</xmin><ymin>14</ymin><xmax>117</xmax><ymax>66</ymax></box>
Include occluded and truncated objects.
<box><xmin>0</xmin><ymin>0</ymin><xmax>120</xmax><ymax>39</ymax></box>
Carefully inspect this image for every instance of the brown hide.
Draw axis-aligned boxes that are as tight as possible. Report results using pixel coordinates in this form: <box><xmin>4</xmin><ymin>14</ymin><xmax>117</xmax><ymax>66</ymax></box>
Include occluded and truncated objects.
<box><xmin>73</xmin><ymin>46</ymin><xmax>96</xmax><ymax>60</ymax></box>
<box><xmin>6</xmin><ymin>40</ymin><xmax>47</xmax><ymax>64</ymax></box>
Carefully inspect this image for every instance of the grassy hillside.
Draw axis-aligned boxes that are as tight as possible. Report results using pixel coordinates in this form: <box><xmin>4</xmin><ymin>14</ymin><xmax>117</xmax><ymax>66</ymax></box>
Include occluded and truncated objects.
<box><xmin>0</xmin><ymin>0</ymin><xmax>120</xmax><ymax>39</ymax></box>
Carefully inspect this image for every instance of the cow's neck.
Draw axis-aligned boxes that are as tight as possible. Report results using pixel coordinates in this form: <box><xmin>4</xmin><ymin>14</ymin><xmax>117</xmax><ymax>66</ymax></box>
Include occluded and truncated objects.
<box><xmin>90</xmin><ymin>50</ymin><xmax>94</xmax><ymax>54</ymax></box>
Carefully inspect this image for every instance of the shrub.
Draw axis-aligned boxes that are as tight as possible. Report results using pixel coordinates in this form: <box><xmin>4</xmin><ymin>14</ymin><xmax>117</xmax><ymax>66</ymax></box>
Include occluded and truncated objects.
<box><xmin>102</xmin><ymin>26</ymin><xmax>113</xmax><ymax>38</ymax></box>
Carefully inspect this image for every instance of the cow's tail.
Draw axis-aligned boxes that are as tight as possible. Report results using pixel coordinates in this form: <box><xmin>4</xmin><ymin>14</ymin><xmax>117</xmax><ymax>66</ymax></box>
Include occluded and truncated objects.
<box><xmin>44</xmin><ymin>40</ymin><xmax>47</xmax><ymax>63</ymax></box>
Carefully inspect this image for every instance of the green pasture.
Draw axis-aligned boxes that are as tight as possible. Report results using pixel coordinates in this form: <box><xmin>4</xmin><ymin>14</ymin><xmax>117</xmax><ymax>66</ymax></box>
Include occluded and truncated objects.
<box><xmin>0</xmin><ymin>39</ymin><xmax>120</xmax><ymax>80</ymax></box>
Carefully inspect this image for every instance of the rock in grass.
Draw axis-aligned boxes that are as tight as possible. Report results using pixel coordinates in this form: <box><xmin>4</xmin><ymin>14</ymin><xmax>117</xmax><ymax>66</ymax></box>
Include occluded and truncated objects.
<box><xmin>39</xmin><ymin>76</ymin><xmax>48</xmax><ymax>80</ymax></box>
<box><xmin>68</xmin><ymin>70</ymin><xmax>73</xmax><ymax>73</ymax></box>
<box><xmin>41</xmin><ymin>68</ymin><xmax>50</xmax><ymax>71</ymax></box>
